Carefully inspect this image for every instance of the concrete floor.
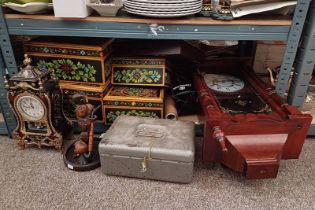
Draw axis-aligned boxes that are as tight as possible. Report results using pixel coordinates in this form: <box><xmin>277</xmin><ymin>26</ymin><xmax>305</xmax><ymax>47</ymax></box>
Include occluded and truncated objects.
<box><xmin>0</xmin><ymin>136</ymin><xmax>314</xmax><ymax>210</ymax></box>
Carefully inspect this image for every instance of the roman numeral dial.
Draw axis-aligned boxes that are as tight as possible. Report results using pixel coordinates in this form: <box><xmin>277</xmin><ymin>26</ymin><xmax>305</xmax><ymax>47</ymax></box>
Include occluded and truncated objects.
<box><xmin>16</xmin><ymin>95</ymin><xmax>45</xmax><ymax>121</ymax></box>
<box><xmin>204</xmin><ymin>74</ymin><xmax>245</xmax><ymax>93</ymax></box>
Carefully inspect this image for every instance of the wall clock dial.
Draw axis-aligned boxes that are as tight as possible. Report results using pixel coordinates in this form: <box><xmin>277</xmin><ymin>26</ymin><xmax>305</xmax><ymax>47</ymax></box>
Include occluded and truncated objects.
<box><xmin>16</xmin><ymin>95</ymin><xmax>45</xmax><ymax>121</ymax></box>
<box><xmin>204</xmin><ymin>74</ymin><xmax>245</xmax><ymax>93</ymax></box>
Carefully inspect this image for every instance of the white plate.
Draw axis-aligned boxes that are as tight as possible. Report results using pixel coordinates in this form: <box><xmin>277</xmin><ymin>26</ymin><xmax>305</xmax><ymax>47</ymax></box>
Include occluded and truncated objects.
<box><xmin>125</xmin><ymin>7</ymin><xmax>201</xmax><ymax>15</ymax></box>
<box><xmin>125</xmin><ymin>6</ymin><xmax>201</xmax><ymax>13</ymax></box>
<box><xmin>4</xmin><ymin>2</ymin><xmax>53</xmax><ymax>14</ymax></box>
<box><xmin>124</xmin><ymin>0</ymin><xmax>202</xmax><ymax>8</ymax></box>
<box><xmin>124</xmin><ymin>5</ymin><xmax>201</xmax><ymax>12</ymax></box>
<box><xmin>125</xmin><ymin>9</ymin><xmax>199</xmax><ymax>17</ymax></box>
<box><xmin>127</xmin><ymin>0</ymin><xmax>201</xmax><ymax>3</ymax></box>
<box><xmin>124</xmin><ymin>2</ymin><xmax>201</xmax><ymax>11</ymax></box>
<box><xmin>124</xmin><ymin>1</ymin><xmax>201</xmax><ymax>9</ymax></box>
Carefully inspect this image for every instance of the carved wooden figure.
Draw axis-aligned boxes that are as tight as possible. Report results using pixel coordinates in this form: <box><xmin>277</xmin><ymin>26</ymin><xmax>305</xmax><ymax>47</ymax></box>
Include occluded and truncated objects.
<box><xmin>72</xmin><ymin>94</ymin><xmax>95</xmax><ymax>157</ymax></box>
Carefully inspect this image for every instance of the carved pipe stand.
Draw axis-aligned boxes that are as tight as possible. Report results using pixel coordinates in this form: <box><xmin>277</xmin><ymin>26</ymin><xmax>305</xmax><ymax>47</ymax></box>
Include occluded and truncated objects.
<box><xmin>63</xmin><ymin>96</ymin><xmax>101</xmax><ymax>171</ymax></box>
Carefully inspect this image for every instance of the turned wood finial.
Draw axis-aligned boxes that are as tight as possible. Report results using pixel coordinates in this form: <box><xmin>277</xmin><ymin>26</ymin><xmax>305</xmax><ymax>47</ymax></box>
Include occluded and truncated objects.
<box><xmin>3</xmin><ymin>76</ymin><xmax>9</xmax><ymax>89</ymax></box>
<box><xmin>213</xmin><ymin>126</ymin><xmax>228</xmax><ymax>152</ymax></box>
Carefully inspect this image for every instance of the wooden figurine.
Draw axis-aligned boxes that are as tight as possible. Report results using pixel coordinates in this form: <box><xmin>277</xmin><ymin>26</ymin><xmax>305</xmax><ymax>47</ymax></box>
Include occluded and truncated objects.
<box><xmin>63</xmin><ymin>94</ymin><xmax>101</xmax><ymax>171</ymax></box>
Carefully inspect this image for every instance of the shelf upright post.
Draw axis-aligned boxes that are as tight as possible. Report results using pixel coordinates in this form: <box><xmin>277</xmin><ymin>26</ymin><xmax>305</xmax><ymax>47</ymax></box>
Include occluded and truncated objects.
<box><xmin>0</xmin><ymin>51</ymin><xmax>9</xmax><ymax>135</ymax></box>
<box><xmin>276</xmin><ymin>0</ymin><xmax>312</xmax><ymax>97</ymax></box>
<box><xmin>288</xmin><ymin>1</ymin><xmax>315</xmax><ymax>108</ymax></box>
<box><xmin>0</xmin><ymin>7</ymin><xmax>18</xmax><ymax>136</ymax></box>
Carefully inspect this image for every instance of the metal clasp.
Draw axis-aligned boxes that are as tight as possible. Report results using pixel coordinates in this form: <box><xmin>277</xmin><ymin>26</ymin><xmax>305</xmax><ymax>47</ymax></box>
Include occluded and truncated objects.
<box><xmin>141</xmin><ymin>157</ymin><xmax>148</xmax><ymax>173</ymax></box>
<box><xmin>149</xmin><ymin>24</ymin><xmax>165</xmax><ymax>36</ymax></box>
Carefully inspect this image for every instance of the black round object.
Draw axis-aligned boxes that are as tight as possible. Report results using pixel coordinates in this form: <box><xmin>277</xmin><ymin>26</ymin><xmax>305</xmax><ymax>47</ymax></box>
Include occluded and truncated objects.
<box><xmin>63</xmin><ymin>139</ymin><xmax>101</xmax><ymax>172</ymax></box>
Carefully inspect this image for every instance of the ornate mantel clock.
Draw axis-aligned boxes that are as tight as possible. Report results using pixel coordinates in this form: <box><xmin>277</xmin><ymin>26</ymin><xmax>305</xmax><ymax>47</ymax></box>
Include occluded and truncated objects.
<box><xmin>4</xmin><ymin>54</ymin><xmax>72</xmax><ymax>150</ymax></box>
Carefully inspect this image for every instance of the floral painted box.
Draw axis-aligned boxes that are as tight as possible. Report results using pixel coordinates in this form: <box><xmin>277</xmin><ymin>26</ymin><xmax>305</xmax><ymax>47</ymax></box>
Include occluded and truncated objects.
<box><xmin>24</xmin><ymin>37</ymin><xmax>114</xmax><ymax>85</ymax></box>
<box><xmin>103</xmin><ymin>86</ymin><xmax>164</xmax><ymax>124</ymax></box>
<box><xmin>60</xmin><ymin>81</ymin><xmax>111</xmax><ymax>122</ymax></box>
<box><xmin>111</xmin><ymin>57</ymin><xmax>170</xmax><ymax>87</ymax></box>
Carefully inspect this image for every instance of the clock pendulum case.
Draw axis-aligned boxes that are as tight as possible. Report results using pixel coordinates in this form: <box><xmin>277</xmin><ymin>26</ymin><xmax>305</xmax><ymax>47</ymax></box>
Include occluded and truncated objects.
<box><xmin>4</xmin><ymin>54</ymin><xmax>73</xmax><ymax>150</ymax></box>
<box><xmin>194</xmin><ymin>60</ymin><xmax>312</xmax><ymax>179</ymax></box>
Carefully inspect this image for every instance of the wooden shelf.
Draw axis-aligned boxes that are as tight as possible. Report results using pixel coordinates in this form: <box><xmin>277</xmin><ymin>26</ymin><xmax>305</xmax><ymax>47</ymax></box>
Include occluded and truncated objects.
<box><xmin>4</xmin><ymin>13</ymin><xmax>292</xmax><ymax>26</ymax></box>
<box><xmin>3</xmin><ymin>13</ymin><xmax>293</xmax><ymax>40</ymax></box>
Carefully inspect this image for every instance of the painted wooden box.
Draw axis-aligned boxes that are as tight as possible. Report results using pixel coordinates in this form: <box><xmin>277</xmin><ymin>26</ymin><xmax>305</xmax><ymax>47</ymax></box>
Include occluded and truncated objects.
<box><xmin>24</xmin><ymin>37</ymin><xmax>114</xmax><ymax>85</ymax></box>
<box><xmin>60</xmin><ymin>81</ymin><xmax>111</xmax><ymax>122</ymax></box>
<box><xmin>111</xmin><ymin>57</ymin><xmax>170</xmax><ymax>87</ymax></box>
<box><xmin>194</xmin><ymin>60</ymin><xmax>312</xmax><ymax>179</ymax></box>
<box><xmin>103</xmin><ymin>86</ymin><xmax>164</xmax><ymax>124</ymax></box>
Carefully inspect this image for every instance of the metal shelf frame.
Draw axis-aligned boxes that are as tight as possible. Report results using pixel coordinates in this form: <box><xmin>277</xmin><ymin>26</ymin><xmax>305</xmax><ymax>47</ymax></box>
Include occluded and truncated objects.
<box><xmin>288</xmin><ymin>0</ymin><xmax>315</xmax><ymax>135</ymax></box>
<box><xmin>0</xmin><ymin>0</ymin><xmax>314</xmax><ymax>135</ymax></box>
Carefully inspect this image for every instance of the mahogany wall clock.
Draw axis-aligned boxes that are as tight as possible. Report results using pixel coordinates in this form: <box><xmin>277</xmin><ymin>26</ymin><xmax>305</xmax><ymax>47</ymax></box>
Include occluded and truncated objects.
<box><xmin>4</xmin><ymin>54</ymin><xmax>72</xmax><ymax>150</ymax></box>
<box><xmin>194</xmin><ymin>60</ymin><xmax>312</xmax><ymax>179</ymax></box>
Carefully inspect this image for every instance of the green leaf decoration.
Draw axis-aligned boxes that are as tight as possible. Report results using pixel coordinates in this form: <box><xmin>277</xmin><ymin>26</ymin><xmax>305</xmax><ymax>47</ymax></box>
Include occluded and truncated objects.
<box><xmin>36</xmin><ymin>59</ymin><xmax>97</xmax><ymax>82</ymax></box>
<box><xmin>113</xmin><ymin>68</ymin><xmax>163</xmax><ymax>84</ymax></box>
<box><xmin>106</xmin><ymin>109</ymin><xmax>160</xmax><ymax>123</ymax></box>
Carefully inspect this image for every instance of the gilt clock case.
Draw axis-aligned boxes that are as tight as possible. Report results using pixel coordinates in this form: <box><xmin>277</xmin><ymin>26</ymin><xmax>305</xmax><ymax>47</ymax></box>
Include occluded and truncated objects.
<box><xmin>7</xmin><ymin>78</ymin><xmax>72</xmax><ymax>150</ymax></box>
<box><xmin>194</xmin><ymin>60</ymin><xmax>312</xmax><ymax>179</ymax></box>
<box><xmin>24</xmin><ymin>37</ymin><xmax>113</xmax><ymax>85</ymax></box>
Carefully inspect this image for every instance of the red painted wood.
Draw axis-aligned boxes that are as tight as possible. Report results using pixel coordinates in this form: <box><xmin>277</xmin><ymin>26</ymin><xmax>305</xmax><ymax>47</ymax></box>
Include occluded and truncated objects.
<box><xmin>194</xmin><ymin>61</ymin><xmax>312</xmax><ymax>179</ymax></box>
<box><xmin>225</xmin><ymin>134</ymin><xmax>287</xmax><ymax>179</ymax></box>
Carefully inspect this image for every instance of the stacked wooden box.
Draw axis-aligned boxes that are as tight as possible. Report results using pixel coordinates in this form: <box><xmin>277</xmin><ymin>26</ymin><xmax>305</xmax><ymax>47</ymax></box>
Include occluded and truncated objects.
<box><xmin>103</xmin><ymin>57</ymin><xmax>169</xmax><ymax>124</ymax></box>
<box><xmin>24</xmin><ymin>37</ymin><xmax>114</xmax><ymax>121</ymax></box>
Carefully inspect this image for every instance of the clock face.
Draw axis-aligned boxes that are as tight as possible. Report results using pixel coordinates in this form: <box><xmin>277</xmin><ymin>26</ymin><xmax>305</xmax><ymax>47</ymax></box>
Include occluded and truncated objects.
<box><xmin>204</xmin><ymin>74</ymin><xmax>245</xmax><ymax>93</ymax></box>
<box><xmin>16</xmin><ymin>95</ymin><xmax>45</xmax><ymax>121</ymax></box>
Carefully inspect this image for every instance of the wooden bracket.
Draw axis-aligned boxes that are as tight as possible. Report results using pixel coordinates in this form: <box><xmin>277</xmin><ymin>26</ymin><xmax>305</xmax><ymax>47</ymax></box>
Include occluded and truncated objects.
<box><xmin>224</xmin><ymin>134</ymin><xmax>288</xmax><ymax>179</ymax></box>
